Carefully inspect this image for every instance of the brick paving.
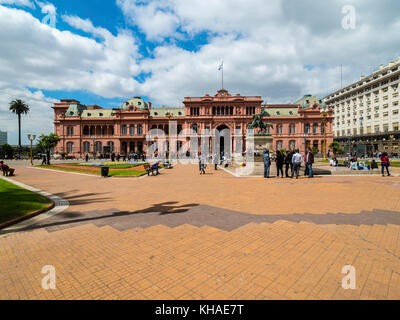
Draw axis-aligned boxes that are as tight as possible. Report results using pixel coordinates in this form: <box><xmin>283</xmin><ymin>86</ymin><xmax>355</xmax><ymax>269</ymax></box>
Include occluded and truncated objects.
<box><xmin>1</xmin><ymin>163</ymin><xmax>400</xmax><ymax>300</ymax></box>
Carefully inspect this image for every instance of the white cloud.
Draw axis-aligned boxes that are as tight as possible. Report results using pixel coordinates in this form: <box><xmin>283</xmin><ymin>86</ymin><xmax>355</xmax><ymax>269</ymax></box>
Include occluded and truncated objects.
<box><xmin>117</xmin><ymin>0</ymin><xmax>400</xmax><ymax>105</ymax></box>
<box><xmin>0</xmin><ymin>84</ymin><xmax>56</xmax><ymax>145</ymax></box>
<box><xmin>0</xmin><ymin>0</ymin><xmax>35</xmax><ymax>8</ymax></box>
<box><xmin>0</xmin><ymin>5</ymin><xmax>141</xmax><ymax>97</ymax></box>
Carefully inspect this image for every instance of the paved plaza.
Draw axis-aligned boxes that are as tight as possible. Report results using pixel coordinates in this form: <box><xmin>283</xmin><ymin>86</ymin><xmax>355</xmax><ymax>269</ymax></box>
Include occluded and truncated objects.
<box><xmin>1</xmin><ymin>163</ymin><xmax>400</xmax><ymax>299</ymax></box>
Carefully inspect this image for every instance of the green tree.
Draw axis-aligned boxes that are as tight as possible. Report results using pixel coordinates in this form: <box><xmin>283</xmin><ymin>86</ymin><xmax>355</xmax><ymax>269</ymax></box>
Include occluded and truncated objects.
<box><xmin>329</xmin><ymin>141</ymin><xmax>343</xmax><ymax>155</ymax></box>
<box><xmin>9</xmin><ymin>99</ymin><xmax>30</xmax><ymax>156</ymax></box>
<box><xmin>311</xmin><ymin>146</ymin><xmax>319</xmax><ymax>155</ymax></box>
<box><xmin>0</xmin><ymin>144</ymin><xmax>14</xmax><ymax>159</ymax></box>
<box><xmin>37</xmin><ymin>134</ymin><xmax>60</xmax><ymax>165</ymax></box>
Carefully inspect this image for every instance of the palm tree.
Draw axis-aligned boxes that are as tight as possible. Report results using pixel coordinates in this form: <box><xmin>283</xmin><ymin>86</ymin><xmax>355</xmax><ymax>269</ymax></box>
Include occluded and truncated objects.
<box><xmin>9</xmin><ymin>99</ymin><xmax>30</xmax><ymax>157</ymax></box>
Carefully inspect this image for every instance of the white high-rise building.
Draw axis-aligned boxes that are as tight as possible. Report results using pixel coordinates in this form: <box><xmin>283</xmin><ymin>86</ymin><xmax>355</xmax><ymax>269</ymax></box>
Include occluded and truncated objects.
<box><xmin>324</xmin><ymin>57</ymin><xmax>400</xmax><ymax>155</ymax></box>
<box><xmin>0</xmin><ymin>131</ymin><xmax>7</xmax><ymax>146</ymax></box>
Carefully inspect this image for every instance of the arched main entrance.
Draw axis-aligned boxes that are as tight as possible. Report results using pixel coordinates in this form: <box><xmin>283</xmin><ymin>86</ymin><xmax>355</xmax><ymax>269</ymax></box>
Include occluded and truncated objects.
<box><xmin>215</xmin><ymin>125</ymin><xmax>231</xmax><ymax>157</ymax></box>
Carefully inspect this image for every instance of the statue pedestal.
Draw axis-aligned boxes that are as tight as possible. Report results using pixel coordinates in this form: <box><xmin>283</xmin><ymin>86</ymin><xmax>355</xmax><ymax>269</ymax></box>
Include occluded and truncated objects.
<box><xmin>244</xmin><ymin>134</ymin><xmax>276</xmax><ymax>176</ymax></box>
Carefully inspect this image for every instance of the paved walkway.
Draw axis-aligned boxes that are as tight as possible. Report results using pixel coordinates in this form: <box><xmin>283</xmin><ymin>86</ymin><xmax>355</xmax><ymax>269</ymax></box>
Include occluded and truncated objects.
<box><xmin>1</xmin><ymin>163</ymin><xmax>400</xmax><ymax>299</ymax></box>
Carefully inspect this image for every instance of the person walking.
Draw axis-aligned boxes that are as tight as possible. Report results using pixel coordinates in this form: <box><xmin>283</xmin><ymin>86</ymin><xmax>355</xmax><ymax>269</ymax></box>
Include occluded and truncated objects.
<box><xmin>41</xmin><ymin>154</ymin><xmax>46</xmax><ymax>165</ymax></box>
<box><xmin>285</xmin><ymin>149</ymin><xmax>294</xmax><ymax>178</ymax></box>
<box><xmin>305</xmin><ymin>148</ymin><xmax>314</xmax><ymax>178</ymax></box>
<box><xmin>199</xmin><ymin>153</ymin><xmax>206</xmax><ymax>175</ymax></box>
<box><xmin>263</xmin><ymin>150</ymin><xmax>271</xmax><ymax>178</ymax></box>
<box><xmin>85</xmin><ymin>154</ymin><xmax>89</xmax><ymax>162</ymax></box>
<box><xmin>291</xmin><ymin>149</ymin><xmax>303</xmax><ymax>179</ymax></box>
<box><xmin>212</xmin><ymin>153</ymin><xmax>219</xmax><ymax>170</ymax></box>
<box><xmin>380</xmin><ymin>152</ymin><xmax>391</xmax><ymax>177</ymax></box>
<box><xmin>275</xmin><ymin>150</ymin><xmax>284</xmax><ymax>178</ymax></box>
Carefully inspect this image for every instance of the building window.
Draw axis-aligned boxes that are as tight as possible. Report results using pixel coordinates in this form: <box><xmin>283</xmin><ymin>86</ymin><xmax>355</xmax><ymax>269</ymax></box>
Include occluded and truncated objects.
<box><xmin>289</xmin><ymin>140</ymin><xmax>296</xmax><ymax>149</ymax></box>
<box><xmin>67</xmin><ymin>127</ymin><xmax>74</xmax><ymax>136</ymax></box>
<box><xmin>312</xmin><ymin>124</ymin><xmax>318</xmax><ymax>135</ymax></box>
<box><xmin>83</xmin><ymin>142</ymin><xmax>90</xmax><ymax>153</ymax></box>
<box><xmin>305</xmin><ymin>124</ymin><xmax>310</xmax><ymax>134</ymax></box>
<box><xmin>137</xmin><ymin>125</ymin><xmax>143</xmax><ymax>135</ymax></box>
<box><xmin>192</xmin><ymin>124</ymin><xmax>198</xmax><ymax>133</ymax></box>
<box><xmin>107</xmin><ymin>141</ymin><xmax>114</xmax><ymax>152</ymax></box>
<box><xmin>67</xmin><ymin>142</ymin><xmax>74</xmax><ymax>154</ymax></box>
<box><xmin>276</xmin><ymin>140</ymin><xmax>283</xmax><ymax>150</ymax></box>
<box><xmin>122</xmin><ymin>125</ymin><xmax>127</xmax><ymax>136</ymax></box>
<box><xmin>95</xmin><ymin>142</ymin><xmax>102</xmax><ymax>153</ymax></box>
<box><xmin>129</xmin><ymin>125</ymin><xmax>135</xmax><ymax>135</ymax></box>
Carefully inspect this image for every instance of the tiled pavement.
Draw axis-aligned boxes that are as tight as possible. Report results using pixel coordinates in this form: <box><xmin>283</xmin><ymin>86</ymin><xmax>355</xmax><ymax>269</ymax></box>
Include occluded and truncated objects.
<box><xmin>1</xmin><ymin>163</ymin><xmax>400</xmax><ymax>300</ymax></box>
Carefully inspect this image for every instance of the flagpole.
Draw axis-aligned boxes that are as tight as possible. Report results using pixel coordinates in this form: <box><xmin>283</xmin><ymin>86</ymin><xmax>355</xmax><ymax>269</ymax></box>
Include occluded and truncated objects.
<box><xmin>219</xmin><ymin>61</ymin><xmax>224</xmax><ymax>89</ymax></box>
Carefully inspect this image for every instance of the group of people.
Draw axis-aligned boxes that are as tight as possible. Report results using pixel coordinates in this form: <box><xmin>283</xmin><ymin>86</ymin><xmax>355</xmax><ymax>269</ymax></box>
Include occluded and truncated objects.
<box><xmin>198</xmin><ymin>153</ymin><xmax>231</xmax><ymax>175</ymax></box>
<box><xmin>263</xmin><ymin>148</ymin><xmax>315</xmax><ymax>179</ymax></box>
<box><xmin>329</xmin><ymin>152</ymin><xmax>392</xmax><ymax>177</ymax></box>
<box><xmin>84</xmin><ymin>152</ymin><xmax>146</xmax><ymax>163</ymax></box>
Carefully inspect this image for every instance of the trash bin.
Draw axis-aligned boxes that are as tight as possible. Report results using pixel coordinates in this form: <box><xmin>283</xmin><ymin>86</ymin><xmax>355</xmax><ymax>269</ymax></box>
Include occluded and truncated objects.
<box><xmin>101</xmin><ymin>167</ymin><xmax>109</xmax><ymax>177</ymax></box>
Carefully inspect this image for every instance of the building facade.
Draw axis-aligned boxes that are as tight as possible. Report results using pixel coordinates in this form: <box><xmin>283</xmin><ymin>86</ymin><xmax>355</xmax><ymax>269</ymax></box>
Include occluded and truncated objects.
<box><xmin>324</xmin><ymin>57</ymin><xmax>400</xmax><ymax>156</ymax></box>
<box><xmin>0</xmin><ymin>131</ymin><xmax>7</xmax><ymax>146</ymax></box>
<box><xmin>52</xmin><ymin>90</ymin><xmax>333</xmax><ymax>158</ymax></box>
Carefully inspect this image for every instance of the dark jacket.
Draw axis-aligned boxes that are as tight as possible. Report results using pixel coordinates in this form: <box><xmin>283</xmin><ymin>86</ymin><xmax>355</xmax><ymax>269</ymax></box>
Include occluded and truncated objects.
<box><xmin>285</xmin><ymin>152</ymin><xmax>293</xmax><ymax>164</ymax></box>
<box><xmin>305</xmin><ymin>152</ymin><xmax>314</xmax><ymax>164</ymax></box>
<box><xmin>275</xmin><ymin>153</ymin><xmax>284</xmax><ymax>166</ymax></box>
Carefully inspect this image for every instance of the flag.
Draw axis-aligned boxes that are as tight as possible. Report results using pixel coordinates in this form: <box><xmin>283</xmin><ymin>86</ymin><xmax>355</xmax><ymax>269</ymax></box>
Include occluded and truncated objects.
<box><xmin>218</xmin><ymin>62</ymin><xmax>223</xmax><ymax>71</ymax></box>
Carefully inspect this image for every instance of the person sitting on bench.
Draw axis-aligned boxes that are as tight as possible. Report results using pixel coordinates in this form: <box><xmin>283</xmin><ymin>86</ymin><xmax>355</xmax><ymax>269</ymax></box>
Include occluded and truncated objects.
<box><xmin>0</xmin><ymin>161</ymin><xmax>15</xmax><ymax>176</ymax></box>
<box><xmin>151</xmin><ymin>162</ymin><xmax>160</xmax><ymax>175</ymax></box>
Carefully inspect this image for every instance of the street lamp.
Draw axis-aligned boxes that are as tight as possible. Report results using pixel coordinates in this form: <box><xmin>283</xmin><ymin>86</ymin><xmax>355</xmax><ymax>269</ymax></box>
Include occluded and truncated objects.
<box><xmin>390</xmin><ymin>135</ymin><xmax>394</xmax><ymax>155</ymax></box>
<box><xmin>302</xmin><ymin>133</ymin><xmax>309</xmax><ymax>154</ymax></box>
<box><xmin>320</xmin><ymin>103</ymin><xmax>329</xmax><ymax>160</ymax></box>
<box><xmin>166</xmin><ymin>111</ymin><xmax>173</xmax><ymax>162</ymax></box>
<box><xmin>27</xmin><ymin>134</ymin><xmax>36</xmax><ymax>166</ymax></box>
<box><xmin>90</xmin><ymin>135</ymin><xmax>97</xmax><ymax>160</ymax></box>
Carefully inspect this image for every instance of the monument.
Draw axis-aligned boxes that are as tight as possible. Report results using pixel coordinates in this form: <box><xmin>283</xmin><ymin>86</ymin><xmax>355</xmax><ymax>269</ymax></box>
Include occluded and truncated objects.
<box><xmin>245</xmin><ymin>108</ymin><xmax>275</xmax><ymax>175</ymax></box>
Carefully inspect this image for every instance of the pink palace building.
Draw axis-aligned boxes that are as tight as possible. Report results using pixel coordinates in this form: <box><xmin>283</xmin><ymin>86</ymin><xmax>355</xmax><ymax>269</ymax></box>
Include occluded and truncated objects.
<box><xmin>52</xmin><ymin>90</ymin><xmax>334</xmax><ymax>158</ymax></box>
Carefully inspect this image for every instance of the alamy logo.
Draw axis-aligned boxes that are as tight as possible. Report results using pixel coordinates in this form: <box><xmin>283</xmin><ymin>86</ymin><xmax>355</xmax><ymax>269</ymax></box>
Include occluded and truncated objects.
<box><xmin>341</xmin><ymin>5</ymin><xmax>356</xmax><ymax>30</ymax></box>
<box><xmin>40</xmin><ymin>3</ymin><xmax>57</xmax><ymax>28</ymax></box>
<box><xmin>341</xmin><ymin>265</ymin><xmax>356</xmax><ymax>290</ymax></box>
<box><xmin>41</xmin><ymin>265</ymin><xmax>56</xmax><ymax>290</ymax></box>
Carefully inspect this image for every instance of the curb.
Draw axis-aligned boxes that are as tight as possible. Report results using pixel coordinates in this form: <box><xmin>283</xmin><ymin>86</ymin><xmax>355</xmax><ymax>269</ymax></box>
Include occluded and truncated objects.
<box><xmin>0</xmin><ymin>177</ymin><xmax>70</xmax><ymax>234</ymax></box>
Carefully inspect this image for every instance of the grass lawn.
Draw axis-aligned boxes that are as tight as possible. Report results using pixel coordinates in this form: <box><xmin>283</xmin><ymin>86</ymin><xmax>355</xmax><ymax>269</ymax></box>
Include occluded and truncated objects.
<box><xmin>0</xmin><ymin>179</ymin><xmax>52</xmax><ymax>225</ymax></box>
<box><xmin>36</xmin><ymin>165</ymin><xmax>147</xmax><ymax>176</ymax></box>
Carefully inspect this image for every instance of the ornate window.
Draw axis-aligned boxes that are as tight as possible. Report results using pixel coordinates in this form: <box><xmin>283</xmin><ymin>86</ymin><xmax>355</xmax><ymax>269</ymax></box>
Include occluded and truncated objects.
<box><xmin>67</xmin><ymin>142</ymin><xmax>74</xmax><ymax>154</ymax></box>
<box><xmin>83</xmin><ymin>142</ymin><xmax>90</xmax><ymax>153</ymax></box>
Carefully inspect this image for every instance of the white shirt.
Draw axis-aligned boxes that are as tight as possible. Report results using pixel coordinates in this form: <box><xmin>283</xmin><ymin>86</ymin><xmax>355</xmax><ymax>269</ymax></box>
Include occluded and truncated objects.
<box><xmin>292</xmin><ymin>153</ymin><xmax>303</xmax><ymax>164</ymax></box>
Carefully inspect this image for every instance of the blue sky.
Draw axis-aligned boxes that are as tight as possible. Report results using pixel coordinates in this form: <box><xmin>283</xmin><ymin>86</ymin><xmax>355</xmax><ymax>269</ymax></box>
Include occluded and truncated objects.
<box><xmin>1</xmin><ymin>0</ymin><xmax>400</xmax><ymax>144</ymax></box>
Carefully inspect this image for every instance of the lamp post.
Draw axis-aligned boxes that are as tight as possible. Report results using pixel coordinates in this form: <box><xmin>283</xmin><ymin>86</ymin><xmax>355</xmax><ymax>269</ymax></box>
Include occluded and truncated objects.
<box><xmin>90</xmin><ymin>135</ymin><xmax>97</xmax><ymax>160</ymax></box>
<box><xmin>390</xmin><ymin>135</ymin><xmax>394</xmax><ymax>155</ymax></box>
<box><xmin>166</xmin><ymin>111</ymin><xmax>173</xmax><ymax>162</ymax></box>
<box><xmin>320</xmin><ymin>103</ymin><xmax>329</xmax><ymax>160</ymax></box>
<box><xmin>27</xmin><ymin>134</ymin><xmax>36</xmax><ymax>166</ymax></box>
<box><xmin>302</xmin><ymin>133</ymin><xmax>309</xmax><ymax>154</ymax></box>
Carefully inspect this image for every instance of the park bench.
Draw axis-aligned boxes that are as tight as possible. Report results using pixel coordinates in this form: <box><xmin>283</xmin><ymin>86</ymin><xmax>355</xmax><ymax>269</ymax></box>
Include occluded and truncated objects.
<box><xmin>144</xmin><ymin>163</ymin><xmax>153</xmax><ymax>176</ymax></box>
<box><xmin>1</xmin><ymin>166</ymin><xmax>15</xmax><ymax>177</ymax></box>
<box><xmin>144</xmin><ymin>163</ymin><xmax>160</xmax><ymax>176</ymax></box>
<box><xmin>162</xmin><ymin>161</ymin><xmax>173</xmax><ymax>169</ymax></box>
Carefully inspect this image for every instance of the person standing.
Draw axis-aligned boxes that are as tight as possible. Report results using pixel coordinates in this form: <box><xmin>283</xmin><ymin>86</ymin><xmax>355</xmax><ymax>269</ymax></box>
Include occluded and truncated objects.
<box><xmin>212</xmin><ymin>153</ymin><xmax>219</xmax><ymax>170</ymax></box>
<box><xmin>199</xmin><ymin>153</ymin><xmax>206</xmax><ymax>175</ymax></box>
<box><xmin>263</xmin><ymin>150</ymin><xmax>271</xmax><ymax>178</ymax></box>
<box><xmin>275</xmin><ymin>150</ymin><xmax>284</xmax><ymax>178</ymax></box>
<box><xmin>305</xmin><ymin>148</ymin><xmax>314</xmax><ymax>178</ymax></box>
<box><xmin>85</xmin><ymin>154</ymin><xmax>89</xmax><ymax>162</ymax></box>
<box><xmin>291</xmin><ymin>149</ymin><xmax>303</xmax><ymax>179</ymax></box>
<box><xmin>285</xmin><ymin>149</ymin><xmax>294</xmax><ymax>178</ymax></box>
<box><xmin>380</xmin><ymin>152</ymin><xmax>391</xmax><ymax>177</ymax></box>
<box><xmin>41</xmin><ymin>154</ymin><xmax>46</xmax><ymax>165</ymax></box>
